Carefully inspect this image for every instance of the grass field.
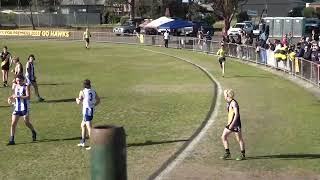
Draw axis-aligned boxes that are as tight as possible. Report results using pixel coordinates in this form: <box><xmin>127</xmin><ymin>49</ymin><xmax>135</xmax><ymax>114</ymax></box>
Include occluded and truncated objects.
<box><xmin>0</xmin><ymin>40</ymin><xmax>319</xmax><ymax>179</ymax></box>
<box><xmin>0</xmin><ymin>41</ymin><xmax>214</xmax><ymax>180</ymax></box>
<box><xmin>144</xmin><ymin>48</ymin><xmax>320</xmax><ymax>179</ymax></box>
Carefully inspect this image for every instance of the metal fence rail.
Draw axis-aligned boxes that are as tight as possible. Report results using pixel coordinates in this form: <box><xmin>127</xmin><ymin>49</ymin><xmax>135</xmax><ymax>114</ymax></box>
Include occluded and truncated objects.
<box><xmin>0</xmin><ymin>30</ymin><xmax>319</xmax><ymax>88</ymax></box>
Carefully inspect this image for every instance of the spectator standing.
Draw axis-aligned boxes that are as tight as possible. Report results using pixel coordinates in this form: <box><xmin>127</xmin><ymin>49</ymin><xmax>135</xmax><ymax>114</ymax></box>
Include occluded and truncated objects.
<box><xmin>197</xmin><ymin>28</ymin><xmax>204</xmax><ymax>50</ymax></box>
<box><xmin>204</xmin><ymin>31</ymin><xmax>212</xmax><ymax>53</ymax></box>
<box><xmin>163</xmin><ymin>30</ymin><xmax>170</xmax><ymax>48</ymax></box>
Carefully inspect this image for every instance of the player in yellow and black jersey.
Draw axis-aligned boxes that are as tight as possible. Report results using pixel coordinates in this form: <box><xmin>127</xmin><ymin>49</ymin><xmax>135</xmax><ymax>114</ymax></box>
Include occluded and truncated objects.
<box><xmin>221</xmin><ymin>89</ymin><xmax>246</xmax><ymax>161</ymax></box>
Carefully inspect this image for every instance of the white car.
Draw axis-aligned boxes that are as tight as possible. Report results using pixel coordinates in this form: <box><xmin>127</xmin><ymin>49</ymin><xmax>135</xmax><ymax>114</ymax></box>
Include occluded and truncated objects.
<box><xmin>227</xmin><ymin>23</ymin><xmax>253</xmax><ymax>36</ymax></box>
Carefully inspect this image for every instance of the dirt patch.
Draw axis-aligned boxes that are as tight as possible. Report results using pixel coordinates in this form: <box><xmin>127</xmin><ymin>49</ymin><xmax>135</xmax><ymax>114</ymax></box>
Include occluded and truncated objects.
<box><xmin>167</xmin><ymin>163</ymin><xmax>320</xmax><ymax>180</ymax></box>
<box><xmin>133</xmin><ymin>84</ymin><xmax>213</xmax><ymax>94</ymax></box>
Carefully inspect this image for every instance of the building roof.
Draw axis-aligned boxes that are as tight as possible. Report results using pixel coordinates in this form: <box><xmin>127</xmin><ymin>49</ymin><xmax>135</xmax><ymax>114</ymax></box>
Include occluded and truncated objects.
<box><xmin>61</xmin><ymin>0</ymin><xmax>105</xmax><ymax>6</ymax></box>
<box><xmin>242</xmin><ymin>0</ymin><xmax>305</xmax><ymax>17</ymax></box>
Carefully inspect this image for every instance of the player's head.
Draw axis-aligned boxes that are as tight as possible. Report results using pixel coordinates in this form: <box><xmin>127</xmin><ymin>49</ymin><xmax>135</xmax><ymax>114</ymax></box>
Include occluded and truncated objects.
<box><xmin>15</xmin><ymin>74</ymin><xmax>25</xmax><ymax>85</ymax></box>
<box><xmin>13</xmin><ymin>56</ymin><xmax>19</xmax><ymax>63</ymax></box>
<box><xmin>3</xmin><ymin>46</ymin><xmax>7</xmax><ymax>52</ymax></box>
<box><xmin>28</xmin><ymin>54</ymin><xmax>35</xmax><ymax>61</ymax></box>
<box><xmin>224</xmin><ymin>89</ymin><xmax>235</xmax><ymax>101</ymax></box>
<box><xmin>86</xmin><ymin>28</ymin><xmax>88</xmax><ymax>32</ymax></box>
<box><xmin>83</xmin><ymin>79</ymin><xmax>91</xmax><ymax>89</ymax></box>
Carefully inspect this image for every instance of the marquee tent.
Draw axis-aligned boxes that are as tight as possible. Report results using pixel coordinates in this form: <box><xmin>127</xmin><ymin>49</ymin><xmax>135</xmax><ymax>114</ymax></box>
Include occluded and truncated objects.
<box><xmin>144</xmin><ymin>16</ymin><xmax>174</xmax><ymax>28</ymax></box>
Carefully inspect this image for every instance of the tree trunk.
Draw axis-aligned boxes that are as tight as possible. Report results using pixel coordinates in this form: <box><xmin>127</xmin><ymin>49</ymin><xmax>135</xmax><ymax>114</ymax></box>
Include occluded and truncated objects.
<box><xmin>29</xmin><ymin>4</ymin><xmax>36</xmax><ymax>30</ymax></box>
<box><xmin>129</xmin><ymin>0</ymin><xmax>135</xmax><ymax>20</ymax></box>
<box><xmin>223</xmin><ymin>18</ymin><xmax>230</xmax><ymax>38</ymax></box>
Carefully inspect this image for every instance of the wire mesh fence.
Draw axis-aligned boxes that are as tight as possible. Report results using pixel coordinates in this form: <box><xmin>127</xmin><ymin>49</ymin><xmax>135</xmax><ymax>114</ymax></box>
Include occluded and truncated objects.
<box><xmin>0</xmin><ymin>30</ymin><xmax>319</xmax><ymax>87</ymax></box>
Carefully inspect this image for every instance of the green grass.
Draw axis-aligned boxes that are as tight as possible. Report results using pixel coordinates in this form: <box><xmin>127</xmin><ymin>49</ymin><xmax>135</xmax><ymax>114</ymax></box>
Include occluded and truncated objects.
<box><xmin>0</xmin><ymin>41</ymin><xmax>319</xmax><ymax>179</ymax></box>
<box><xmin>143</xmin><ymin>48</ymin><xmax>320</xmax><ymax>176</ymax></box>
<box><xmin>0</xmin><ymin>41</ymin><xmax>213</xmax><ymax>180</ymax></box>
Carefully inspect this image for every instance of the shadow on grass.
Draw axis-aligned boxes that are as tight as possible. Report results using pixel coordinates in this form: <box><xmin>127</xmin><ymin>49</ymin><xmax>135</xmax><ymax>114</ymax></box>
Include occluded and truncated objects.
<box><xmin>44</xmin><ymin>98</ymin><xmax>76</xmax><ymax>103</ymax></box>
<box><xmin>127</xmin><ymin>139</ymin><xmax>189</xmax><ymax>147</ymax></box>
<box><xmin>225</xmin><ymin>75</ymin><xmax>272</xmax><ymax>79</ymax></box>
<box><xmin>15</xmin><ymin>138</ymin><xmax>188</xmax><ymax>146</ymax></box>
<box><xmin>8</xmin><ymin>137</ymin><xmax>82</xmax><ymax>145</ymax></box>
<box><xmin>42</xmin><ymin>97</ymin><xmax>107</xmax><ymax>104</ymax></box>
<box><xmin>0</xmin><ymin>105</ymin><xmax>11</xmax><ymax>108</ymax></box>
<box><xmin>37</xmin><ymin>136</ymin><xmax>82</xmax><ymax>143</ymax></box>
<box><xmin>38</xmin><ymin>82</ymin><xmax>69</xmax><ymax>86</ymax></box>
<box><xmin>247</xmin><ymin>154</ymin><xmax>320</xmax><ymax>160</ymax></box>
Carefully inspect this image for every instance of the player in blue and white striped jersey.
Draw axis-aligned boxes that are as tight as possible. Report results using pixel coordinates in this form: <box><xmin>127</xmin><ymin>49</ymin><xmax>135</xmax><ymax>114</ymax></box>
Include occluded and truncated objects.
<box><xmin>7</xmin><ymin>74</ymin><xmax>37</xmax><ymax>145</ymax></box>
<box><xmin>76</xmin><ymin>79</ymin><xmax>100</xmax><ymax>149</ymax></box>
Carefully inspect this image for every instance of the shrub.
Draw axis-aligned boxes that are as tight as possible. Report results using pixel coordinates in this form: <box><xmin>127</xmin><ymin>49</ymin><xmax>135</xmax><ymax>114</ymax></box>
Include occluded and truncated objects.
<box><xmin>120</xmin><ymin>16</ymin><xmax>130</xmax><ymax>25</ymax></box>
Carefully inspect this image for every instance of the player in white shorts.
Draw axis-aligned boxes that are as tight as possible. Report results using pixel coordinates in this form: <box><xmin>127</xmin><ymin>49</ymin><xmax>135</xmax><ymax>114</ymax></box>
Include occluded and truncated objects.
<box><xmin>76</xmin><ymin>79</ymin><xmax>100</xmax><ymax>149</ymax></box>
<box><xmin>7</xmin><ymin>74</ymin><xmax>37</xmax><ymax>145</ymax></box>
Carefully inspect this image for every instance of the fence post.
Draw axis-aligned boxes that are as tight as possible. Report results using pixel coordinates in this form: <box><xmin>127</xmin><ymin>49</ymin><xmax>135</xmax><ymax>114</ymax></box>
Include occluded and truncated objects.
<box><xmin>317</xmin><ymin>64</ymin><xmax>320</xmax><ymax>87</ymax></box>
<box><xmin>301</xmin><ymin>59</ymin><xmax>304</xmax><ymax>79</ymax></box>
<box><xmin>91</xmin><ymin>125</ymin><xmax>127</xmax><ymax>180</ymax></box>
<box><xmin>310</xmin><ymin>62</ymin><xmax>313</xmax><ymax>83</ymax></box>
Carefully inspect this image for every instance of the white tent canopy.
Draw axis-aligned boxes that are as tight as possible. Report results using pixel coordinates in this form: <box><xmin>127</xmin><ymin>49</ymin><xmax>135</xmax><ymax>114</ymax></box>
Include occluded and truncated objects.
<box><xmin>144</xmin><ymin>16</ymin><xmax>174</xmax><ymax>28</ymax></box>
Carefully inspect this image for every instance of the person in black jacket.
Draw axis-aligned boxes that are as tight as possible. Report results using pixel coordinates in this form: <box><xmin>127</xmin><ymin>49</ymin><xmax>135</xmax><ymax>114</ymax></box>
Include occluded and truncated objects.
<box><xmin>303</xmin><ymin>44</ymin><xmax>312</xmax><ymax>60</ymax></box>
<box><xmin>1</xmin><ymin>46</ymin><xmax>12</xmax><ymax>87</ymax></box>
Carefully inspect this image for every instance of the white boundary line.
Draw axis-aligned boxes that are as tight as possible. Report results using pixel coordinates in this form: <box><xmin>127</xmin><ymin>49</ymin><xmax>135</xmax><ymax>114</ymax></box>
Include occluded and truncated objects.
<box><xmin>142</xmin><ymin>48</ymin><xmax>223</xmax><ymax>180</ymax></box>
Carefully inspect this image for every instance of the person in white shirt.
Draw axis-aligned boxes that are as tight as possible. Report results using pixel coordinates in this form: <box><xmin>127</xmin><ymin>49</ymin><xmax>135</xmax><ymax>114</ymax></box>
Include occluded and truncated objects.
<box><xmin>76</xmin><ymin>79</ymin><xmax>100</xmax><ymax>149</ymax></box>
<box><xmin>83</xmin><ymin>28</ymin><xmax>92</xmax><ymax>49</ymax></box>
<box><xmin>163</xmin><ymin>30</ymin><xmax>170</xmax><ymax>48</ymax></box>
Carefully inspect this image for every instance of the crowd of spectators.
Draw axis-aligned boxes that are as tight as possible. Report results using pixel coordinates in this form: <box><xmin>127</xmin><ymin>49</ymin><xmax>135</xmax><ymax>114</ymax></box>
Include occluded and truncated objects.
<box><xmin>259</xmin><ymin>29</ymin><xmax>320</xmax><ymax>64</ymax></box>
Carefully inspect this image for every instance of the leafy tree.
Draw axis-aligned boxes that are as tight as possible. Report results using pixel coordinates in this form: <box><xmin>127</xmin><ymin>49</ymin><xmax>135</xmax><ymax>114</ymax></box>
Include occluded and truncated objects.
<box><xmin>202</xmin><ymin>0</ymin><xmax>247</xmax><ymax>37</ymax></box>
<box><xmin>236</xmin><ymin>11</ymin><xmax>249</xmax><ymax>23</ymax></box>
<box><xmin>105</xmin><ymin>0</ymin><xmax>135</xmax><ymax>19</ymax></box>
<box><xmin>303</xmin><ymin>7</ymin><xmax>316</xmax><ymax>18</ymax></box>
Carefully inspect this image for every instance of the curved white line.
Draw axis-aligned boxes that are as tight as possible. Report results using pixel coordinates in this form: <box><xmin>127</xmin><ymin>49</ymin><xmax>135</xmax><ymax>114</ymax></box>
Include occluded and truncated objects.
<box><xmin>142</xmin><ymin>48</ymin><xmax>223</xmax><ymax>180</ymax></box>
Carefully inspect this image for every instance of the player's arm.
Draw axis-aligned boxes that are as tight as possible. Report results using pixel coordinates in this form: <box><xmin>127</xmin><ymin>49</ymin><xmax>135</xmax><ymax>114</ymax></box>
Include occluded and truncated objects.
<box><xmin>76</xmin><ymin>91</ymin><xmax>84</xmax><ymax>104</ymax></box>
<box><xmin>228</xmin><ymin>101</ymin><xmax>239</xmax><ymax>129</ymax></box>
<box><xmin>26</xmin><ymin>62</ymin><xmax>30</xmax><ymax>74</ymax></box>
<box><xmin>12</xmin><ymin>85</ymin><xmax>30</xmax><ymax>100</ymax></box>
<box><xmin>16</xmin><ymin>64</ymin><xmax>21</xmax><ymax>74</ymax></box>
<box><xmin>95</xmin><ymin>92</ymin><xmax>100</xmax><ymax>106</ymax></box>
<box><xmin>9</xmin><ymin>54</ymin><xmax>13</xmax><ymax>67</ymax></box>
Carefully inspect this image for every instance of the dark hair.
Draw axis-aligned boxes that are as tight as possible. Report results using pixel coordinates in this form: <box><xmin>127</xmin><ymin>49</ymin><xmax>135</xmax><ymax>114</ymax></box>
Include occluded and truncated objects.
<box><xmin>3</xmin><ymin>46</ymin><xmax>7</xmax><ymax>49</ymax></box>
<box><xmin>28</xmin><ymin>54</ymin><xmax>35</xmax><ymax>60</ymax></box>
<box><xmin>15</xmin><ymin>74</ymin><xmax>25</xmax><ymax>80</ymax></box>
<box><xmin>83</xmin><ymin>79</ymin><xmax>91</xmax><ymax>88</ymax></box>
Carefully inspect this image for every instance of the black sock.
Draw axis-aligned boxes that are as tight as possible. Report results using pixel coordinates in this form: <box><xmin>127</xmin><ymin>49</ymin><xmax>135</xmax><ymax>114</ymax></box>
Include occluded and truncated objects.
<box><xmin>241</xmin><ymin>150</ymin><xmax>245</xmax><ymax>156</ymax></box>
<box><xmin>225</xmin><ymin>149</ymin><xmax>230</xmax><ymax>154</ymax></box>
<box><xmin>10</xmin><ymin>136</ymin><xmax>14</xmax><ymax>142</ymax></box>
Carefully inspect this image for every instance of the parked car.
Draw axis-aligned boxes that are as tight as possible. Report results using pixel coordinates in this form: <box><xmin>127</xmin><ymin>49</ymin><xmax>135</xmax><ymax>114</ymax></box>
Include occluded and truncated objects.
<box><xmin>113</xmin><ymin>18</ymin><xmax>144</xmax><ymax>36</ymax></box>
<box><xmin>113</xmin><ymin>22</ymin><xmax>136</xmax><ymax>36</ymax></box>
<box><xmin>227</xmin><ymin>22</ymin><xmax>253</xmax><ymax>36</ymax></box>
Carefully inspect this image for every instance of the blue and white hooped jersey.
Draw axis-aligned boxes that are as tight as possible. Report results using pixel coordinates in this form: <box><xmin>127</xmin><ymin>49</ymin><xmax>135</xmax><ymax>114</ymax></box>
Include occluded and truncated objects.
<box><xmin>13</xmin><ymin>84</ymin><xmax>29</xmax><ymax>112</ymax></box>
<box><xmin>82</xmin><ymin>88</ymin><xmax>96</xmax><ymax>117</ymax></box>
<box><xmin>25</xmin><ymin>62</ymin><xmax>35</xmax><ymax>81</ymax></box>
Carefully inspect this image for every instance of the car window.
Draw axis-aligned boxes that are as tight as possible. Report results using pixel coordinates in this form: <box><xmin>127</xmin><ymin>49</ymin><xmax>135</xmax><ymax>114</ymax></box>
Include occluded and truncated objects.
<box><xmin>234</xmin><ymin>24</ymin><xmax>244</xmax><ymax>28</ymax></box>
